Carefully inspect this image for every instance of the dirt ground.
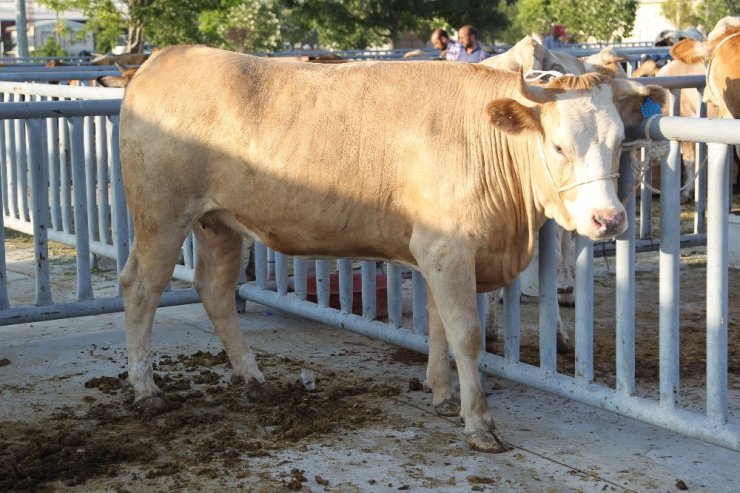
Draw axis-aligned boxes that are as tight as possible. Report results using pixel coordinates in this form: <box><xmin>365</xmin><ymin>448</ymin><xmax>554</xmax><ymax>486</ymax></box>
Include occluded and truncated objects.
<box><xmin>0</xmin><ymin>349</ymin><xmax>414</xmax><ymax>492</ymax></box>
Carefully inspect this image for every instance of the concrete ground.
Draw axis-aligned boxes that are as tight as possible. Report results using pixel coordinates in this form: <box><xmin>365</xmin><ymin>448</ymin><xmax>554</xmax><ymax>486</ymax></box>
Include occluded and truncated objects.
<box><xmin>1</xmin><ymin>301</ymin><xmax>738</xmax><ymax>493</ymax></box>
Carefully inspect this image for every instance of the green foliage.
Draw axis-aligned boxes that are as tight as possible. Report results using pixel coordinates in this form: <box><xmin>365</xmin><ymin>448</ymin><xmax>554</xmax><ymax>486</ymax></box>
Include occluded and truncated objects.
<box><xmin>40</xmin><ymin>0</ymin><xmax>517</xmax><ymax>52</ymax></box>
<box><xmin>517</xmin><ymin>0</ymin><xmax>637</xmax><ymax>42</ymax></box>
<box><xmin>33</xmin><ymin>36</ymin><xmax>67</xmax><ymax>57</ymax></box>
<box><xmin>286</xmin><ymin>0</ymin><xmax>432</xmax><ymax>49</ymax></box>
<box><xmin>39</xmin><ymin>0</ymin><xmax>127</xmax><ymax>53</ymax></box>
<box><xmin>661</xmin><ymin>0</ymin><xmax>702</xmax><ymax>28</ymax></box>
<box><xmin>695</xmin><ymin>0</ymin><xmax>740</xmax><ymax>32</ymax></box>
<box><xmin>497</xmin><ymin>0</ymin><xmax>526</xmax><ymax>44</ymax></box>
<box><xmin>432</xmin><ymin>0</ymin><xmax>510</xmax><ymax>42</ymax></box>
<box><xmin>135</xmin><ymin>0</ymin><xmax>215</xmax><ymax>47</ymax></box>
<box><xmin>199</xmin><ymin>0</ymin><xmax>282</xmax><ymax>52</ymax></box>
<box><xmin>516</xmin><ymin>0</ymin><xmax>553</xmax><ymax>38</ymax></box>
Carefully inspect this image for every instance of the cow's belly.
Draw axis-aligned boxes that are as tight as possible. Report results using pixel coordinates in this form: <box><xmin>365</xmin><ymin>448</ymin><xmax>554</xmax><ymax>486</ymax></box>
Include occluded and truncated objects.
<box><xmin>202</xmin><ymin>208</ymin><xmax>417</xmax><ymax>266</ymax></box>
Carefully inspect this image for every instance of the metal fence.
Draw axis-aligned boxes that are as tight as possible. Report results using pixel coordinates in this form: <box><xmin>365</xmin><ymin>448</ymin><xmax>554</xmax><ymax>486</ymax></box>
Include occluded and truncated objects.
<box><xmin>0</xmin><ymin>82</ymin><xmax>199</xmax><ymax>323</ymax></box>
<box><xmin>0</xmin><ymin>70</ymin><xmax>736</xmax><ymax>452</ymax></box>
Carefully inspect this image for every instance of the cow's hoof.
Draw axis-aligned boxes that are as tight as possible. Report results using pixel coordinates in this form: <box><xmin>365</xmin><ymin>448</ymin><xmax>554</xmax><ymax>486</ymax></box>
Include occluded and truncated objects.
<box><xmin>465</xmin><ymin>429</ymin><xmax>512</xmax><ymax>453</ymax></box>
<box><xmin>556</xmin><ymin>332</ymin><xmax>570</xmax><ymax>354</ymax></box>
<box><xmin>134</xmin><ymin>393</ymin><xmax>169</xmax><ymax>416</ymax></box>
<box><xmin>246</xmin><ymin>378</ymin><xmax>272</xmax><ymax>401</ymax></box>
<box><xmin>485</xmin><ymin>340</ymin><xmax>497</xmax><ymax>354</ymax></box>
<box><xmin>557</xmin><ymin>288</ymin><xmax>575</xmax><ymax>307</ymax></box>
<box><xmin>434</xmin><ymin>397</ymin><xmax>461</xmax><ymax>417</ymax></box>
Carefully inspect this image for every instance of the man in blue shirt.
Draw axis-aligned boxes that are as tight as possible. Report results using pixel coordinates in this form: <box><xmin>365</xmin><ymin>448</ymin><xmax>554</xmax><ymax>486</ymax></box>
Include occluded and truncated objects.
<box><xmin>544</xmin><ymin>25</ymin><xmax>566</xmax><ymax>49</ymax></box>
<box><xmin>457</xmin><ymin>25</ymin><xmax>490</xmax><ymax>63</ymax></box>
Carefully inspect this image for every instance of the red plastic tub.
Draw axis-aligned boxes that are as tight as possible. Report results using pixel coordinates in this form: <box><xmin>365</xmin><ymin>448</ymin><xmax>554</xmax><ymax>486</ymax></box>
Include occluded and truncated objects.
<box><xmin>306</xmin><ymin>272</ymin><xmax>388</xmax><ymax>317</ymax></box>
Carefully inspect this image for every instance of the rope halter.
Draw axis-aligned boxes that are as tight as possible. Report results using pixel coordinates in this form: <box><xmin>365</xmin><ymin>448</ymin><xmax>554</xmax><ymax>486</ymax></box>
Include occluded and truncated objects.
<box><xmin>535</xmin><ymin>135</ymin><xmax>620</xmax><ymax>194</ymax></box>
<box><xmin>704</xmin><ymin>31</ymin><xmax>740</xmax><ymax>108</ymax></box>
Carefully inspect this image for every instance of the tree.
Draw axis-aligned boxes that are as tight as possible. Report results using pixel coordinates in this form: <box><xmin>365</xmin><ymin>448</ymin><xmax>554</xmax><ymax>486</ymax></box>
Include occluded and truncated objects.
<box><xmin>34</xmin><ymin>36</ymin><xmax>67</xmax><ymax>57</ymax></box>
<box><xmin>695</xmin><ymin>0</ymin><xmax>740</xmax><ymax>33</ymax></box>
<box><xmin>517</xmin><ymin>0</ymin><xmax>637</xmax><ymax>42</ymax></box>
<box><xmin>515</xmin><ymin>0</ymin><xmax>553</xmax><ymax>38</ymax></box>
<box><xmin>434</xmin><ymin>0</ymin><xmax>511</xmax><ymax>42</ymax></box>
<box><xmin>39</xmin><ymin>0</ymin><xmax>226</xmax><ymax>53</ymax></box>
<box><xmin>39</xmin><ymin>0</ymin><xmax>125</xmax><ymax>53</ymax></box>
<box><xmin>661</xmin><ymin>0</ymin><xmax>702</xmax><ymax>29</ymax></box>
<box><xmin>285</xmin><ymin>0</ymin><xmax>439</xmax><ymax>49</ymax></box>
<box><xmin>199</xmin><ymin>0</ymin><xmax>282</xmax><ymax>52</ymax></box>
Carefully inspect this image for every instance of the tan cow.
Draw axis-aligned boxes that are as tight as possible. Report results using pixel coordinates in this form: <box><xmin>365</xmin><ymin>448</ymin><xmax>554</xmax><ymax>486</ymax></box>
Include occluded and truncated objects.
<box><xmin>631</xmin><ymin>58</ymin><xmax>665</xmax><ymax>78</ymax></box>
<box><xmin>652</xmin><ymin>58</ymin><xmax>719</xmax><ymax>202</ymax></box>
<box><xmin>120</xmin><ymin>45</ymin><xmax>663</xmax><ymax>452</ymax></box>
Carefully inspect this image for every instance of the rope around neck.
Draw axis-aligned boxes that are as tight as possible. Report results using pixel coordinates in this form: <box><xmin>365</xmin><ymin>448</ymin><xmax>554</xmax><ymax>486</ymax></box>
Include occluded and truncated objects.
<box><xmin>704</xmin><ymin>31</ymin><xmax>740</xmax><ymax>108</ymax></box>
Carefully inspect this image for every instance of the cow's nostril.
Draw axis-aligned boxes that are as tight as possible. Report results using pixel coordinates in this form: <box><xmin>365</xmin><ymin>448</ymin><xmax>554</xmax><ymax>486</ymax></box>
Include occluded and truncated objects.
<box><xmin>591</xmin><ymin>211</ymin><xmax>626</xmax><ymax>235</ymax></box>
<box><xmin>592</xmin><ymin>215</ymin><xmax>605</xmax><ymax>230</ymax></box>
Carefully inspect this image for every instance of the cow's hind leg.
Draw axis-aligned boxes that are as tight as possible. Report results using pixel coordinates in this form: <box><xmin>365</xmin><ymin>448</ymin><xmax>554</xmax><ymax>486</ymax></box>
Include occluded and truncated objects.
<box><xmin>425</xmin><ymin>288</ymin><xmax>460</xmax><ymax>417</ymax></box>
<box><xmin>192</xmin><ymin>219</ymin><xmax>267</xmax><ymax>397</ymax></box>
<box><xmin>121</xmin><ymin>227</ymin><xmax>189</xmax><ymax>411</ymax></box>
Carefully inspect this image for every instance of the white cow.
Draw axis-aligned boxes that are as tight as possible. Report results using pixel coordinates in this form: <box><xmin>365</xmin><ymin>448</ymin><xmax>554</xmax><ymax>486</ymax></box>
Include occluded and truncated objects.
<box><xmin>119</xmin><ymin>45</ymin><xmax>664</xmax><ymax>452</ymax></box>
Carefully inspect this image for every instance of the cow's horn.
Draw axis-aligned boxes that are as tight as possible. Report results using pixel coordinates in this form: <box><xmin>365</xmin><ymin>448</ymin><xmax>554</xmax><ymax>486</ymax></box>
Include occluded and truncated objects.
<box><xmin>518</xmin><ymin>69</ymin><xmax>558</xmax><ymax>103</ymax></box>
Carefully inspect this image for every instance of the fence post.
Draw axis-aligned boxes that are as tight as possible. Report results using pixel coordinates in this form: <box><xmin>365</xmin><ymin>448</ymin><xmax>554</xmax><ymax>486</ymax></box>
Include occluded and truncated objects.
<box><xmin>538</xmin><ymin>220</ymin><xmax>558</xmax><ymax>373</ymax></box>
<box><xmin>26</xmin><ymin>118</ymin><xmax>53</xmax><ymax>306</ymax></box>
<box><xmin>69</xmin><ymin>117</ymin><xmax>94</xmax><ymax>301</ymax></box>
<box><xmin>659</xmin><ymin>135</ymin><xmax>682</xmax><ymax>409</ymax></box>
<box><xmin>706</xmin><ymin>143</ymin><xmax>730</xmax><ymax>425</ymax></box>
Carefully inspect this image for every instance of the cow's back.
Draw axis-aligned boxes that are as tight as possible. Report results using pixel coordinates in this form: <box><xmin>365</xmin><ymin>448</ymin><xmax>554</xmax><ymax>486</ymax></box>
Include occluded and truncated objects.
<box><xmin>121</xmin><ymin>45</ymin><xmax>535</xmax><ymax>282</ymax></box>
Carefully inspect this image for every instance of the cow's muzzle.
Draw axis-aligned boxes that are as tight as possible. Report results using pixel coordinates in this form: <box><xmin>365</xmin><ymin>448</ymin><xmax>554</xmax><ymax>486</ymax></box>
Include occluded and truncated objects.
<box><xmin>590</xmin><ymin>209</ymin><xmax>626</xmax><ymax>238</ymax></box>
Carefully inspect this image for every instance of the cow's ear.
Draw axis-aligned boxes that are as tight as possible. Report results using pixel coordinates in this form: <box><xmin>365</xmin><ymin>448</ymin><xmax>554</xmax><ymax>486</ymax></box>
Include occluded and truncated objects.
<box><xmin>486</xmin><ymin>98</ymin><xmax>541</xmax><ymax>135</ymax></box>
<box><xmin>613</xmin><ymin>81</ymin><xmax>668</xmax><ymax>129</ymax></box>
<box><xmin>670</xmin><ymin>39</ymin><xmax>706</xmax><ymax>65</ymax></box>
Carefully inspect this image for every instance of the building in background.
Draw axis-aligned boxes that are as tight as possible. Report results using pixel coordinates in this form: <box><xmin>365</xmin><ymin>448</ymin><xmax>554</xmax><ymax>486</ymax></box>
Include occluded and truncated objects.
<box><xmin>624</xmin><ymin>0</ymin><xmax>684</xmax><ymax>43</ymax></box>
<box><xmin>0</xmin><ymin>0</ymin><xmax>89</xmax><ymax>55</ymax></box>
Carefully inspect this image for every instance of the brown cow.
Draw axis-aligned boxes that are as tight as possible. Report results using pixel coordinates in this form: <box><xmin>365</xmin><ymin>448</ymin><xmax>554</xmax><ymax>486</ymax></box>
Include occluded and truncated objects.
<box><xmin>92</xmin><ymin>52</ymin><xmax>150</xmax><ymax>66</ymax></box>
<box><xmin>97</xmin><ymin>63</ymin><xmax>139</xmax><ymax>88</ymax></box>
<box><xmin>671</xmin><ymin>17</ymin><xmax>740</xmax><ymax>118</ymax></box>
<box><xmin>119</xmin><ymin>45</ymin><xmax>664</xmax><ymax>452</ymax></box>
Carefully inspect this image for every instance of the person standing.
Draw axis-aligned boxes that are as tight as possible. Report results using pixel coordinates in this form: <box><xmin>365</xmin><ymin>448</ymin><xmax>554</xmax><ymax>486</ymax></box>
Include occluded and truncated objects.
<box><xmin>457</xmin><ymin>25</ymin><xmax>490</xmax><ymax>63</ymax></box>
<box><xmin>430</xmin><ymin>28</ymin><xmax>462</xmax><ymax>61</ymax></box>
<box><xmin>543</xmin><ymin>25</ymin><xmax>566</xmax><ymax>49</ymax></box>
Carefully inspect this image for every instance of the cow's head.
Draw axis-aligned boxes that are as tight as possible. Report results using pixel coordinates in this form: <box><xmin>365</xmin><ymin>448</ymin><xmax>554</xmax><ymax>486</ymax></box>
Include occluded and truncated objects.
<box><xmin>485</xmin><ymin>71</ymin><xmax>666</xmax><ymax>241</ymax></box>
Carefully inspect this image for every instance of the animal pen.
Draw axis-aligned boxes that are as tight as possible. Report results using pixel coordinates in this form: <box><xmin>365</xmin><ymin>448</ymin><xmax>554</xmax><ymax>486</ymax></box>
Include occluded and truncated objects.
<box><xmin>0</xmin><ymin>59</ymin><xmax>737</xmax><ymax>454</ymax></box>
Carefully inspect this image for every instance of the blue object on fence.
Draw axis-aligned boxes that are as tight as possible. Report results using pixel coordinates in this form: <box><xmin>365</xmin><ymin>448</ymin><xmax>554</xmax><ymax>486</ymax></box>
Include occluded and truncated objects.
<box><xmin>640</xmin><ymin>98</ymin><xmax>662</xmax><ymax>118</ymax></box>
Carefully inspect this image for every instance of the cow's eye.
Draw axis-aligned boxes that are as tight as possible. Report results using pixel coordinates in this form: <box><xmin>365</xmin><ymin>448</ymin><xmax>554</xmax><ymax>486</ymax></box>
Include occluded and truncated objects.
<box><xmin>553</xmin><ymin>144</ymin><xmax>564</xmax><ymax>155</ymax></box>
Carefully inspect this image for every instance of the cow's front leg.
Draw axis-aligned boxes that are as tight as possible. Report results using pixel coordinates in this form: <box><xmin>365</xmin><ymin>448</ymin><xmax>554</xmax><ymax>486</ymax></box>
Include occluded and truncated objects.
<box><xmin>415</xmin><ymin>242</ymin><xmax>511</xmax><ymax>453</ymax></box>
